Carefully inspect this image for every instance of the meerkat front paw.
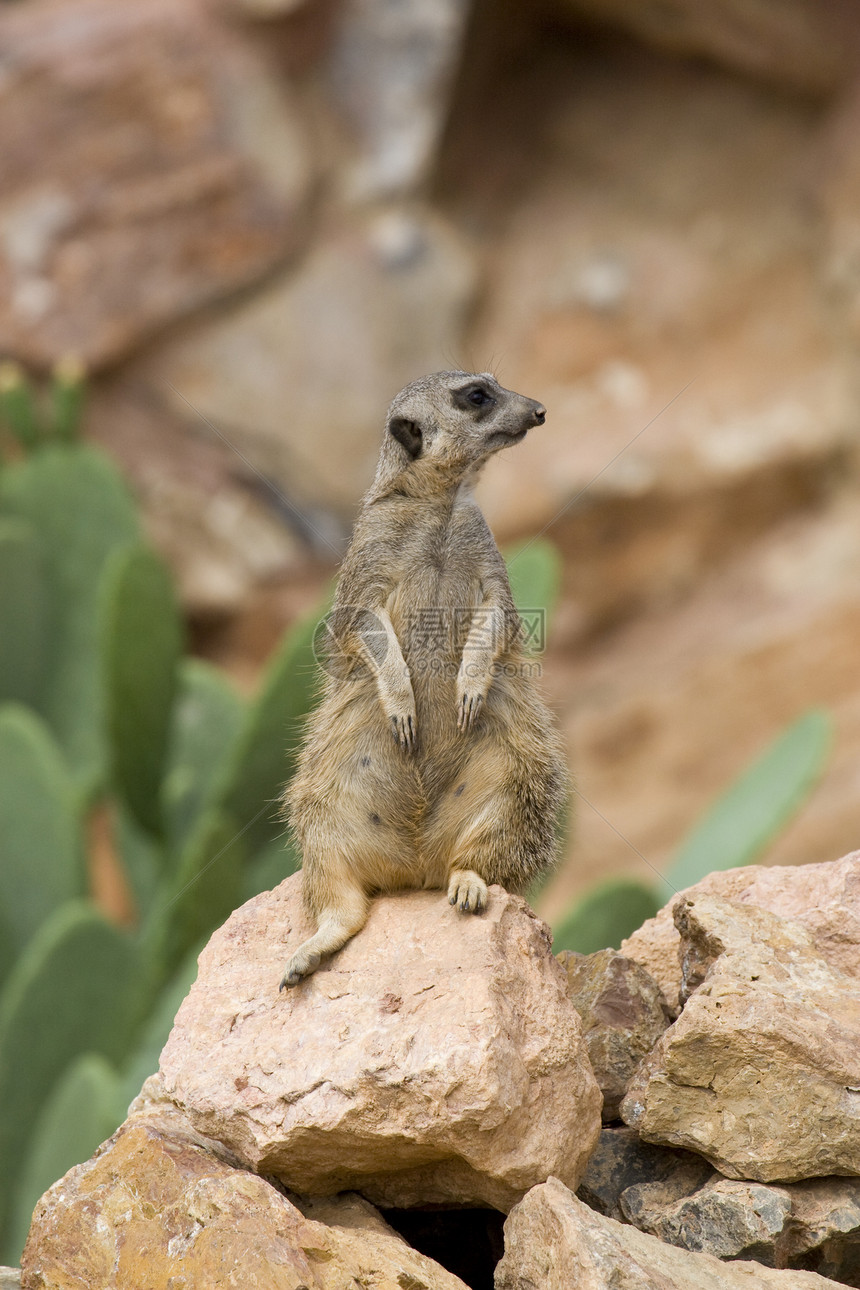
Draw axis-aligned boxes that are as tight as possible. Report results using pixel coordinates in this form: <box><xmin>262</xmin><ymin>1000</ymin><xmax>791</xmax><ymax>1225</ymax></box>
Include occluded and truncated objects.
<box><xmin>447</xmin><ymin>869</ymin><xmax>488</xmax><ymax>914</ymax></box>
<box><xmin>456</xmin><ymin>689</ymin><xmax>485</xmax><ymax>732</ymax></box>
<box><xmin>279</xmin><ymin>947</ymin><xmax>321</xmax><ymax>990</ymax></box>
<box><xmin>387</xmin><ymin>706</ymin><xmax>417</xmax><ymax>752</ymax></box>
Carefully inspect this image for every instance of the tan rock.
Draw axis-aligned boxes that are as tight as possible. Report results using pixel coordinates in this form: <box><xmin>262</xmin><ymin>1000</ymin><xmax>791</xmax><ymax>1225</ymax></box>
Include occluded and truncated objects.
<box><xmin>159</xmin><ymin>876</ymin><xmax>602</xmax><ymax>1210</ymax></box>
<box><xmin>557</xmin><ymin>949</ymin><xmax>671</xmax><ymax>1120</ymax></box>
<box><xmin>496</xmin><ymin>1177</ymin><xmax>837</xmax><ymax>1290</ymax></box>
<box><xmin>548</xmin><ymin>0</ymin><xmax>860</xmax><ymax>96</ymax></box>
<box><xmin>620</xmin><ymin>852</ymin><xmax>860</xmax><ymax>1012</ymax></box>
<box><xmin>0</xmin><ymin>0</ymin><xmax>309</xmax><ymax>369</ymax></box>
<box><xmin>146</xmin><ymin>206</ymin><xmax>476</xmax><ymax>522</ymax></box>
<box><xmin>21</xmin><ymin>1100</ymin><xmax>469</xmax><ymax>1290</ymax></box>
<box><xmin>622</xmin><ymin>896</ymin><xmax>860</xmax><ymax>1182</ymax></box>
<box><xmin>0</xmin><ymin>1271</ymin><xmax>19</xmax><ymax>1290</ymax></box>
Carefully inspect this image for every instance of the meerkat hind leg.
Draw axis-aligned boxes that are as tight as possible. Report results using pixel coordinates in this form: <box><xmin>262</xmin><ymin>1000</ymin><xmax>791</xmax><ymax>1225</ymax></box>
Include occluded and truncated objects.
<box><xmin>447</xmin><ymin>869</ymin><xmax>489</xmax><ymax>914</ymax></box>
<box><xmin>280</xmin><ymin>887</ymin><xmax>368</xmax><ymax>990</ymax></box>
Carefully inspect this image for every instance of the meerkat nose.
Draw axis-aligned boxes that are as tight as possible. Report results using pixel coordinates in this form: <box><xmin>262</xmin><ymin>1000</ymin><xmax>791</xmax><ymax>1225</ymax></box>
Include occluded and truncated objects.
<box><xmin>531</xmin><ymin>403</ymin><xmax>546</xmax><ymax>426</ymax></box>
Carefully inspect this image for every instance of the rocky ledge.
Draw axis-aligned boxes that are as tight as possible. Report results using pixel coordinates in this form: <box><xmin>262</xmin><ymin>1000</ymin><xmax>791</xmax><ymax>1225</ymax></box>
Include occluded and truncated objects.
<box><xmin>21</xmin><ymin>853</ymin><xmax>860</xmax><ymax>1289</ymax></box>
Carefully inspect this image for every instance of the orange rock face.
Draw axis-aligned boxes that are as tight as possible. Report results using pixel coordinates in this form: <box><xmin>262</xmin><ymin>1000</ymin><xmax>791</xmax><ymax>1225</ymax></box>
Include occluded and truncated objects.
<box><xmin>21</xmin><ymin>1100</ymin><xmax>470</xmax><ymax>1290</ymax></box>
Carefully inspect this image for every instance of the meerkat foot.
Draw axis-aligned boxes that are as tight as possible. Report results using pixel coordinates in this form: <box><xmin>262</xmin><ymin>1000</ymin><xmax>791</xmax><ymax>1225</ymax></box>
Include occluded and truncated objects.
<box><xmin>456</xmin><ymin>691</ymin><xmax>484</xmax><ymax>733</ymax></box>
<box><xmin>447</xmin><ymin>869</ymin><xmax>488</xmax><ymax>914</ymax></box>
<box><xmin>279</xmin><ymin>944</ymin><xmax>322</xmax><ymax>990</ymax></box>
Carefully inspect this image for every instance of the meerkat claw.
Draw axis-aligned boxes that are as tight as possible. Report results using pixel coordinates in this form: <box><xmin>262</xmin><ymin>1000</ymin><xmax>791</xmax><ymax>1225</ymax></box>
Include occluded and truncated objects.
<box><xmin>390</xmin><ymin>713</ymin><xmax>417</xmax><ymax>752</ymax></box>
<box><xmin>457</xmin><ymin>693</ymin><xmax>483</xmax><ymax>732</ymax></box>
<box><xmin>279</xmin><ymin>949</ymin><xmax>321</xmax><ymax>990</ymax></box>
<box><xmin>447</xmin><ymin>871</ymin><xmax>488</xmax><ymax>914</ymax></box>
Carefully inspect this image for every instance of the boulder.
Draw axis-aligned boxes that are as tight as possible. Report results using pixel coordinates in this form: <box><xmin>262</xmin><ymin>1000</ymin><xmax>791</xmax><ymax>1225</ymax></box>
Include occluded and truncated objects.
<box><xmin>622</xmin><ymin>895</ymin><xmax>860</xmax><ymax>1182</ymax></box>
<box><xmin>495</xmin><ymin>1176</ymin><xmax>840</xmax><ymax>1290</ymax></box>
<box><xmin>145</xmin><ymin>206</ymin><xmax>477</xmax><ymax>523</ymax></box>
<box><xmin>576</xmin><ymin>1125</ymin><xmax>711</xmax><ymax>1221</ymax></box>
<box><xmin>620</xmin><ymin>852</ymin><xmax>860</xmax><ymax>1012</ymax></box>
<box><xmin>549</xmin><ymin>0</ymin><xmax>860</xmax><ymax>97</ymax></box>
<box><xmin>620</xmin><ymin>1171</ymin><xmax>860</xmax><ymax>1280</ymax></box>
<box><xmin>0</xmin><ymin>0</ymin><xmax>309</xmax><ymax>369</ymax></box>
<box><xmin>21</xmin><ymin>1094</ymin><xmax>469</xmax><ymax>1290</ymax></box>
<box><xmin>557</xmin><ymin>949</ymin><xmax>671</xmax><ymax>1119</ymax></box>
<box><xmin>159</xmin><ymin>876</ymin><xmax>602</xmax><ymax>1210</ymax></box>
<box><xmin>325</xmin><ymin>0</ymin><xmax>472</xmax><ymax>199</ymax></box>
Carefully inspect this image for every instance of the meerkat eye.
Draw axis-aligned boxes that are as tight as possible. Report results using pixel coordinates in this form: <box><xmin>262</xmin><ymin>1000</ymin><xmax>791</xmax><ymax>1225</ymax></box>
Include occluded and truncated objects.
<box><xmin>468</xmin><ymin>387</ymin><xmax>491</xmax><ymax>407</ymax></box>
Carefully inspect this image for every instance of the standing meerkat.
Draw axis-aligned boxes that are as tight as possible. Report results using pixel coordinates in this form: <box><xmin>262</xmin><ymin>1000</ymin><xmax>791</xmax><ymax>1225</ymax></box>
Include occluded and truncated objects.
<box><xmin>280</xmin><ymin>371</ymin><xmax>567</xmax><ymax>988</ymax></box>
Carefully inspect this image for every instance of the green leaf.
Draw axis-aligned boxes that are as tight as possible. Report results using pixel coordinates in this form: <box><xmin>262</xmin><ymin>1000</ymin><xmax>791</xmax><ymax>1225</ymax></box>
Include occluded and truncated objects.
<box><xmin>504</xmin><ymin>537</ymin><xmax>563</xmax><ymax>650</ymax></box>
<box><xmin>101</xmin><ymin>545</ymin><xmax>183</xmax><ymax>837</ymax></box>
<box><xmin>0</xmin><ymin>519</ymin><xmax>48</xmax><ymax>708</ymax></box>
<box><xmin>147</xmin><ymin>810</ymin><xmax>245</xmax><ymax>978</ymax></box>
<box><xmin>661</xmin><ymin>710</ymin><xmax>833</xmax><ymax>900</ymax></box>
<box><xmin>241</xmin><ymin>835</ymin><xmax>301</xmax><ymax>903</ymax></box>
<box><xmin>162</xmin><ymin>659</ymin><xmax>245</xmax><ymax>853</ymax></box>
<box><xmin>216</xmin><ymin>593</ymin><xmax>331</xmax><ymax>856</ymax></box>
<box><xmin>0</xmin><ymin>901</ymin><xmax>143</xmax><ymax>1251</ymax></box>
<box><xmin>0</xmin><ymin>447</ymin><xmax>139</xmax><ymax>793</ymax></box>
<box><xmin>116</xmin><ymin>940</ymin><xmax>204</xmax><ymax>1114</ymax></box>
<box><xmin>552</xmin><ymin>879</ymin><xmax>660</xmax><ymax>955</ymax></box>
<box><xmin>7</xmin><ymin>1054</ymin><xmax>121</xmax><ymax>1264</ymax></box>
<box><xmin>0</xmin><ymin>707</ymin><xmax>83</xmax><ymax>978</ymax></box>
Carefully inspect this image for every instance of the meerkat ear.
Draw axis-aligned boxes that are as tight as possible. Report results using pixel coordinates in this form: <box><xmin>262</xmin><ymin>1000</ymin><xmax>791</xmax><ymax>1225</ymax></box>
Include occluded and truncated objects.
<box><xmin>388</xmin><ymin>416</ymin><xmax>423</xmax><ymax>460</ymax></box>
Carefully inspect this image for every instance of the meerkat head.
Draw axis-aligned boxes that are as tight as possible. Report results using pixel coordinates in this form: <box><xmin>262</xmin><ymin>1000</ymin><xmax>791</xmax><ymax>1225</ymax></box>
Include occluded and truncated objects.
<box><xmin>377</xmin><ymin>371</ymin><xmax>546</xmax><ymax>488</ymax></box>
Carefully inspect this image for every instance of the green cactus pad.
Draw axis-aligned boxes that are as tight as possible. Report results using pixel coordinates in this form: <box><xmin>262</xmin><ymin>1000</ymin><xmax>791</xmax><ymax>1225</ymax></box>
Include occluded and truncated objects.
<box><xmin>162</xmin><ymin>659</ymin><xmax>245</xmax><ymax>853</ymax></box>
<box><xmin>0</xmin><ymin>707</ymin><xmax>83</xmax><ymax>980</ymax></box>
<box><xmin>0</xmin><ymin>447</ymin><xmax>139</xmax><ymax>793</ymax></box>
<box><xmin>217</xmin><ymin>597</ymin><xmax>329</xmax><ymax>856</ymax></box>
<box><xmin>148</xmin><ymin>810</ymin><xmax>245</xmax><ymax>978</ymax></box>
<box><xmin>101</xmin><ymin>545</ymin><xmax>183</xmax><ymax>837</ymax></box>
<box><xmin>0</xmin><ymin>901</ymin><xmax>142</xmax><ymax>1251</ymax></box>
<box><xmin>0</xmin><ymin>520</ymin><xmax>48</xmax><ymax>709</ymax></box>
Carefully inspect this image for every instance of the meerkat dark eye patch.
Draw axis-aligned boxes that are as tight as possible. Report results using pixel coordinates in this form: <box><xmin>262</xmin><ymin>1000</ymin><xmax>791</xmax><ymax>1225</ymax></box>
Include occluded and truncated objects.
<box><xmin>389</xmin><ymin>416</ymin><xmax>423</xmax><ymax>459</ymax></box>
<box><xmin>452</xmin><ymin>383</ymin><xmax>496</xmax><ymax>417</ymax></box>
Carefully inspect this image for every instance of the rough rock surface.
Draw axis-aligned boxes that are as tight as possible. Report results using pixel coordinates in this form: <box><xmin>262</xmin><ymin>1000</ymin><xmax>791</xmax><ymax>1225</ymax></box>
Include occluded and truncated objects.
<box><xmin>495</xmin><ymin>1176</ymin><xmax>837</xmax><ymax>1290</ymax></box>
<box><xmin>0</xmin><ymin>0</ymin><xmax>309</xmax><ymax>368</ymax></box>
<box><xmin>622</xmin><ymin>895</ymin><xmax>860</xmax><ymax>1182</ymax></box>
<box><xmin>326</xmin><ymin>0</ymin><xmax>471</xmax><ymax>199</ymax></box>
<box><xmin>621</xmin><ymin>1171</ymin><xmax>860</xmax><ymax>1280</ymax></box>
<box><xmin>147</xmin><ymin>207</ymin><xmax>476</xmax><ymax>523</ymax></box>
<box><xmin>620</xmin><ymin>852</ymin><xmax>860</xmax><ymax>1012</ymax></box>
<box><xmin>552</xmin><ymin>0</ymin><xmax>860</xmax><ymax>96</ymax></box>
<box><xmin>557</xmin><ymin>949</ymin><xmax>671</xmax><ymax>1119</ymax></box>
<box><xmin>576</xmin><ymin>1125</ymin><xmax>711</xmax><ymax>1222</ymax></box>
<box><xmin>159</xmin><ymin>875</ymin><xmax>602</xmax><ymax>1211</ymax></box>
<box><xmin>21</xmin><ymin>1096</ymin><xmax>469</xmax><ymax>1290</ymax></box>
<box><xmin>0</xmin><ymin>1271</ymin><xmax>19</xmax><ymax>1289</ymax></box>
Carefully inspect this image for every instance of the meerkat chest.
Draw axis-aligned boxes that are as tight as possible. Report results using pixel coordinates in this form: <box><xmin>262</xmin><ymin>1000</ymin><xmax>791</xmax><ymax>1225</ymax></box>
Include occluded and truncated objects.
<box><xmin>389</xmin><ymin>513</ymin><xmax>488</xmax><ymax>661</ymax></box>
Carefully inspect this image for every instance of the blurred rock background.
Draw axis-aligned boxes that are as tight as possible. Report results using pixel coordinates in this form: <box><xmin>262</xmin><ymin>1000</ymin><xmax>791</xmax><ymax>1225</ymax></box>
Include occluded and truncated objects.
<box><xmin>3</xmin><ymin>0</ymin><xmax>860</xmax><ymax>916</ymax></box>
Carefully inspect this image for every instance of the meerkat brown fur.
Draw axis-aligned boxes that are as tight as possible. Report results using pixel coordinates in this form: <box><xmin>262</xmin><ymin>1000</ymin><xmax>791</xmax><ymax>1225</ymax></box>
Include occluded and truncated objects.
<box><xmin>280</xmin><ymin>371</ymin><xmax>567</xmax><ymax>988</ymax></box>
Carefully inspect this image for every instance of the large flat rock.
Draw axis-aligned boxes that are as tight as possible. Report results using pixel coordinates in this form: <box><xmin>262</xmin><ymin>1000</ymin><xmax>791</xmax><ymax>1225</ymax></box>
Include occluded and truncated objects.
<box><xmin>159</xmin><ymin>876</ymin><xmax>602</xmax><ymax>1210</ymax></box>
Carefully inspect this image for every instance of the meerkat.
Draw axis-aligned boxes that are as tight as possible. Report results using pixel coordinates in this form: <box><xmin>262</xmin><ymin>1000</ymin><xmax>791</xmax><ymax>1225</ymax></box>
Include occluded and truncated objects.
<box><xmin>280</xmin><ymin>371</ymin><xmax>567</xmax><ymax>989</ymax></box>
